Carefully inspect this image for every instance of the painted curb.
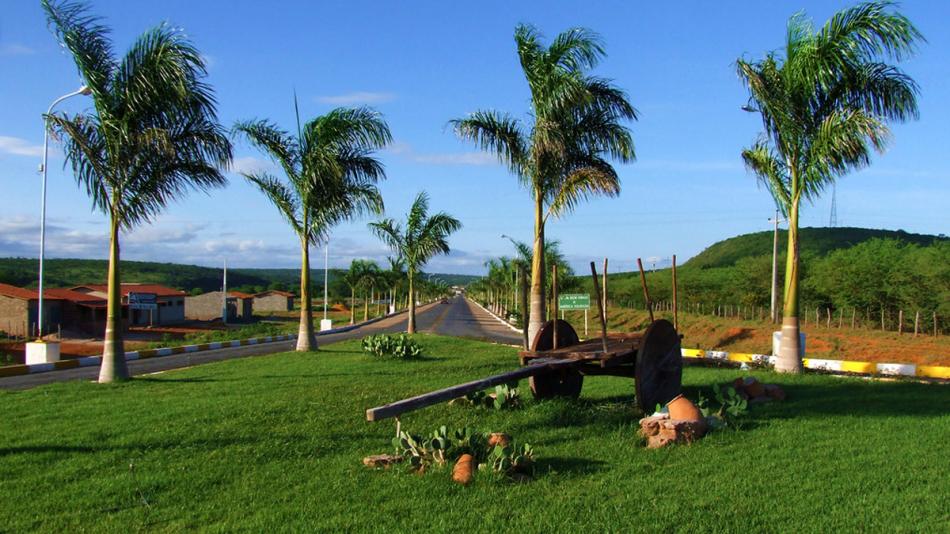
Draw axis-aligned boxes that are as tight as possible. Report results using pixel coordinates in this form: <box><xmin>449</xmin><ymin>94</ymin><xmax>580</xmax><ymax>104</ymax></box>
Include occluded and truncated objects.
<box><xmin>680</xmin><ymin>347</ymin><xmax>949</xmax><ymax>379</ymax></box>
<box><xmin>2</xmin><ymin>302</ymin><xmax>439</xmax><ymax>379</ymax></box>
<box><xmin>468</xmin><ymin>298</ymin><xmax>524</xmax><ymax>334</ymax></box>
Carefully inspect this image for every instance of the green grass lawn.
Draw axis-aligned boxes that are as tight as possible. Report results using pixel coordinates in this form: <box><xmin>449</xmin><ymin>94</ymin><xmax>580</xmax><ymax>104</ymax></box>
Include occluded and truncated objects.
<box><xmin>1</xmin><ymin>335</ymin><xmax>947</xmax><ymax>532</ymax></box>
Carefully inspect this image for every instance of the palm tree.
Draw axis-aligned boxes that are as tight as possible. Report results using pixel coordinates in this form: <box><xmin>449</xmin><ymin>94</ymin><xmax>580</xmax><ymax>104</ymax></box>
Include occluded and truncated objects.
<box><xmin>369</xmin><ymin>192</ymin><xmax>462</xmax><ymax>333</ymax></box>
<box><xmin>343</xmin><ymin>259</ymin><xmax>374</xmax><ymax>325</ymax></box>
<box><xmin>738</xmin><ymin>2</ymin><xmax>922</xmax><ymax>373</ymax></box>
<box><xmin>359</xmin><ymin>261</ymin><xmax>381</xmax><ymax>321</ymax></box>
<box><xmin>452</xmin><ymin>24</ymin><xmax>636</xmax><ymax>343</ymax></box>
<box><xmin>233</xmin><ymin>104</ymin><xmax>389</xmax><ymax>351</ymax></box>
<box><xmin>386</xmin><ymin>256</ymin><xmax>407</xmax><ymax>313</ymax></box>
<box><xmin>42</xmin><ymin>0</ymin><xmax>232</xmax><ymax>383</ymax></box>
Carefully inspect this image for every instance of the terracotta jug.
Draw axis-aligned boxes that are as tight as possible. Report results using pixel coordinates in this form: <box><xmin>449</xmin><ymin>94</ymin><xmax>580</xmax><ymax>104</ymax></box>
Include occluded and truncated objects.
<box><xmin>666</xmin><ymin>394</ymin><xmax>703</xmax><ymax>421</ymax></box>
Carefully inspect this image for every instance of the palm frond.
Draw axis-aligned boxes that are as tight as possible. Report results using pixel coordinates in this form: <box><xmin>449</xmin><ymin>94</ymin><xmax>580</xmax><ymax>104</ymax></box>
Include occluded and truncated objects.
<box><xmin>244</xmin><ymin>172</ymin><xmax>302</xmax><ymax>234</ymax></box>
<box><xmin>742</xmin><ymin>142</ymin><xmax>791</xmax><ymax>215</ymax></box>
<box><xmin>450</xmin><ymin>111</ymin><xmax>527</xmax><ymax>174</ymax></box>
<box><xmin>42</xmin><ymin>0</ymin><xmax>116</xmax><ymax>99</ymax></box>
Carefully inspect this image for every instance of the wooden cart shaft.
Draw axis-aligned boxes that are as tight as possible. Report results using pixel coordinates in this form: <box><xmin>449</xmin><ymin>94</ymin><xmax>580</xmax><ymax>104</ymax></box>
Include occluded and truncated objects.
<box><xmin>365</xmin><ymin>358</ymin><xmax>579</xmax><ymax>421</ymax></box>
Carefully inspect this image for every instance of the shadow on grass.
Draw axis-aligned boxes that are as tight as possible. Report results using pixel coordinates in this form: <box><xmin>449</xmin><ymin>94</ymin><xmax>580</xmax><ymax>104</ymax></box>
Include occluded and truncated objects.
<box><xmin>680</xmin><ymin>376</ymin><xmax>949</xmax><ymax>419</ymax></box>
<box><xmin>0</xmin><ymin>434</ymin><xmax>323</xmax><ymax>458</ymax></box>
<box><xmin>536</xmin><ymin>456</ymin><xmax>608</xmax><ymax>478</ymax></box>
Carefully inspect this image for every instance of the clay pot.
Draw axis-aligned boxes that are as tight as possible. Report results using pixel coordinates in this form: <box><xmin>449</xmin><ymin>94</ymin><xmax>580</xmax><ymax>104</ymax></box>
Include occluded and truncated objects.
<box><xmin>666</xmin><ymin>394</ymin><xmax>703</xmax><ymax>421</ymax></box>
<box><xmin>488</xmin><ymin>433</ymin><xmax>511</xmax><ymax>448</ymax></box>
<box><xmin>452</xmin><ymin>454</ymin><xmax>474</xmax><ymax>485</ymax></box>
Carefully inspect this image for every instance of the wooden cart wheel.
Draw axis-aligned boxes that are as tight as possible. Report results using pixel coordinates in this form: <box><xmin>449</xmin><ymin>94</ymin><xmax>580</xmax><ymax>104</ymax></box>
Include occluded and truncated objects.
<box><xmin>528</xmin><ymin>320</ymin><xmax>584</xmax><ymax>399</ymax></box>
<box><xmin>634</xmin><ymin>319</ymin><xmax>683</xmax><ymax>412</ymax></box>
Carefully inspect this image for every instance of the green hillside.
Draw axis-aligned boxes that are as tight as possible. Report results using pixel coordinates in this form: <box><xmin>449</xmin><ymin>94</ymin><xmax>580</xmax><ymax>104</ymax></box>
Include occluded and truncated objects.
<box><xmin>686</xmin><ymin>227</ymin><xmax>946</xmax><ymax>269</ymax></box>
<box><xmin>0</xmin><ymin>258</ymin><xmax>477</xmax><ymax>295</ymax></box>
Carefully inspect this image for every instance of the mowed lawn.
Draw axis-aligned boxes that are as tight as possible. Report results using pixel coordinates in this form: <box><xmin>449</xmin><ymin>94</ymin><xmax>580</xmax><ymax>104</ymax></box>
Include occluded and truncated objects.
<box><xmin>1</xmin><ymin>336</ymin><xmax>947</xmax><ymax>532</ymax></box>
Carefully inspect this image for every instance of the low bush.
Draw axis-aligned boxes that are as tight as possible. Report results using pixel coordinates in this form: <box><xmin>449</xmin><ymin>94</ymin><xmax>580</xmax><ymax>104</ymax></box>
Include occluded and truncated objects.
<box><xmin>361</xmin><ymin>333</ymin><xmax>423</xmax><ymax>359</ymax></box>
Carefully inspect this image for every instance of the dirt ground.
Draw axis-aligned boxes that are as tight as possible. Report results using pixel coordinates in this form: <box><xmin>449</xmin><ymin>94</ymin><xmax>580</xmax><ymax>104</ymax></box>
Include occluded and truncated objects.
<box><xmin>562</xmin><ymin>308</ymin><xmax>950</xmax><ymax>366</ymax></box>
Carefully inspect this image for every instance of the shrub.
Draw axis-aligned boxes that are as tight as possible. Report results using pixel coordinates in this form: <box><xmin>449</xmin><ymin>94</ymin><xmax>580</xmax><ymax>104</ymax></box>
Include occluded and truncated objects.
<box><xmin>361</xmin><ymin>333</ymin><xmax>422</xmax><ymax>359</ymax></box>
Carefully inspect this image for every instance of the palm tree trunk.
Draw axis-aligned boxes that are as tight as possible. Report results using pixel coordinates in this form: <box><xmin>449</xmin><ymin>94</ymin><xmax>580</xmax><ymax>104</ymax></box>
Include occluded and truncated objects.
<box><xmin>527</xmin><ymin>190</ymin><xmax>546</xmax><ymax>345</ymax></box>
<box><xmin>98</xmin><ymin>216</ymin><xmax>128</xmax><ymax>383</ymax></box>
<box><xmin>777</xmin><ymin>198</ymin><xmax>803</xmax><ymax>373</ymax></box>
<box><xmin>363</xmin><ymin>289</ymin><xmax>369</xmax><ymax>321</ymax></box>
<box><xmin>407</xmin><ymin>273</ymin><xmax>416</xmax><ymax>334</ymax></box>
<box><xmin>350</xmin><ymin>287</ymin><xmax>355</xmax><ymax>324</ymax></box>
<box><xmin>296</xmin><ymin>240</ymin><xmax>316</xmax><ymax>351</ymax></box>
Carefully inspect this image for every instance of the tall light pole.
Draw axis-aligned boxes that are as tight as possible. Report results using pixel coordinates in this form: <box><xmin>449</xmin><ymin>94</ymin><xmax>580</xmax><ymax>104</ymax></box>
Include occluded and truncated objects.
<box><xmin>37</xmin><ymin>85</ymin><xmax>91</xmax><ymax>339</ymax></box>
<box><xmin>323</xmin><ymin>241</ymin><xmax>329</xmax><ymax>321</ymax></box>
<box><xmin>769</xmin><ymin>210</ymin><xmax>787</xmax><ymax>324</ymax></box>
<box><xmin>500</xmin><ymin>234</ymin><xmax>520</xmax><ymax>312</ymax></box>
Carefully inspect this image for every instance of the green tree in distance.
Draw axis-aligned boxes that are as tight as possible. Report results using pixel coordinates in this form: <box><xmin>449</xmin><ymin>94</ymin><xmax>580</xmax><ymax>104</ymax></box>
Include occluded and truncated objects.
<box><xmin>42</xmin><ymin>0</ymin><xmax>232</xmax><ymax>382</ymax></box>
<box><xmin>738</xmin><ymin>1</ymin><xmax>922</xmax><ymax>372</ymax></box>
<box><xmin>234</xmin><ymin>102</ymin><xmax>389</xmax><ymax>351</ymax></box>
<box><xmin>370</xmin><ymin>192</ymin><xmax>461</xmax><ymax>334</ymax></box>
<box><xmin>452</xmin><ymin>24</ymin><xmax>636</xmax><ymax>344</ymax></box>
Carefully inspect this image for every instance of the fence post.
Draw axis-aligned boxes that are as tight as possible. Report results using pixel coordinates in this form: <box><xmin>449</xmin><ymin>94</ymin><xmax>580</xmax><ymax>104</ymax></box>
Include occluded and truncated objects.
<box><xmin>851</xmin><ymin>308</ymin><xmax>856</xmax><ymax>329</ymax></box>
<box><xmin>826</xmin><ymin>307</ymin><xmax>831</xmax><ymax>328</ymax></box>
<box><xmin>881</xmin><ymin>307</ymin><xmax>885</xmax><ymax>332</ymax></box>
<box><xmin>914</xmin><ymin>310</ymin><xmax>919</xmax><ymax>337</ymax></box>
<box><xmin>898</xmin><ymin>309</ymin><xmax>903</xmax><ymax>335</ymax></box>
<box><xmin>934</xmin><ymin>312</ymin><xmax>938</xmax><ymax>337</ymax></box>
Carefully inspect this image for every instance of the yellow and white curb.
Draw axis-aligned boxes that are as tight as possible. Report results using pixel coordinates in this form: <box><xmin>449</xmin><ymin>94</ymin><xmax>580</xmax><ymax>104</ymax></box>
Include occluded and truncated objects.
<box><xmin>0</xmin><ymin>334</ymin><xmax>298</xmax><ymax>378</ymax></box>
<box><xmin>681</xmin><ymin>348</ymin><xmax>950</xmax><ymax>380</ymax></box>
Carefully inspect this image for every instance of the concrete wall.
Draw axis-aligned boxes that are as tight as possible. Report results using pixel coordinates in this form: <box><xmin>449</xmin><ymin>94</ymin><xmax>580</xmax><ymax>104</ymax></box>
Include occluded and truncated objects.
<box><xmin>254</xmin><ymin>294</ymin><xmax>293</xmax><ymax>312</ymax></box>
<box><xmin>186</xmin><ymin>292</ymin><xmax>251</xmax><ymax>321</ymax></box>
<box><xmin>0</xmin><ymin>296</ymin><xmax>62</xmax><ymax>337</ymax></box>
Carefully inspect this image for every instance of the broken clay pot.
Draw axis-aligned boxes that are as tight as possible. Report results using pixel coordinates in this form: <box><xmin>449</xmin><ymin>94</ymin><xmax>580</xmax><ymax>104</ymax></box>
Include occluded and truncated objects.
<box><xmin>666</xmin><ymin>394</ymin><xmax>703</xmax><ymax>421</ymax></box>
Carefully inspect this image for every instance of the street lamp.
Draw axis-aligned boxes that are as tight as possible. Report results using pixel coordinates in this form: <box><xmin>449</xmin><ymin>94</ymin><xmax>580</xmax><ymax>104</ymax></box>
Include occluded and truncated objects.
<box><xmin>37</xmin><ymin>85</ymin><xmax>91</xmax><ymax>339</ymax></box>
<box><xmin>769</xmin><ymin>210</ymin><xmax>788</xmax><ymax>324</ymax></box>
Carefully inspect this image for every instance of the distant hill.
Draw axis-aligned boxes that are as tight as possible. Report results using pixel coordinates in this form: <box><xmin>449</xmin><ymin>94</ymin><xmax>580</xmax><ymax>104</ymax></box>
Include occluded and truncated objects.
<box><xmin>0</xmin><ymin>258</ymin><xmax>478</xmax><ymax>294</ymax></box>
<box><xmin>685</xmin><ymin>227</ymin><xmax>947</xmax><ymax>269</ymax></box>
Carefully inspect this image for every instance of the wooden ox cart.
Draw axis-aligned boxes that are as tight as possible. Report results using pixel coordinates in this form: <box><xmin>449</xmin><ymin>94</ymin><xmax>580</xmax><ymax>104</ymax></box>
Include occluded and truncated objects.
<box><xmin>365</xmin><ymin>318</ymin><xmax>683</xmax><ymax>422</ymax></box>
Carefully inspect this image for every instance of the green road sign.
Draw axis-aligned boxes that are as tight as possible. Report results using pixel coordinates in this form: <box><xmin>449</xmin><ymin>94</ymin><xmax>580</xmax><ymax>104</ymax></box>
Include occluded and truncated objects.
<box><xmin>558</xmin><ymin>293</ymin><xmax>590</xmax><ymax>310</ymax></box>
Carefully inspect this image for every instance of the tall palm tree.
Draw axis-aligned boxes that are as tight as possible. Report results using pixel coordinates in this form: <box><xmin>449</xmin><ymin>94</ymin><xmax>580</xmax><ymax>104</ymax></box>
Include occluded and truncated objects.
<box><xmin>369</xmin><ymin>192</ymin><xmax>462</xmax><ymax>334</ymax></box>
<box><xmin>343</xmin><ymin>259</ymin><xmax>374</xmax><ymax>325</ymax></box>
<box><xmin>738</xmin><ymin>2</ymin><xmax>922</xmax><ymax>373</ymax></box>
<box><xmin>359</xmin><ymin>261</ymin><xmax>381</xmax><ymax>321</ymax></box>
<box><xmin>234</xmin><ymin>104</ymin><xmax>390</xmax><ymax>351</ymax></box>
<box><xmin>42</xmin><ymin>0</ymin><xmax>232</xmax><ymax>383</ymax></box>
<box><xmin>452</xmin><ymin>24</ymin><xmax>637</xmax><ymax>343</ymax></box>
<box><xmin>386</xmin><ymin>256</ymin><xmax>407</xmax><ymax>313</ymax></box>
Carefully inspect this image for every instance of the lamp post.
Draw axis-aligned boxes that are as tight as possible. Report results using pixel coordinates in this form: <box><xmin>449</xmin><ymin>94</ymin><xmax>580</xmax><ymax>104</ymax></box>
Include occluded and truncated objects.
<box><xmin>769</xmin><ymin>210</ymin><xmax>788</xmax><ymax>324</ymax></box>
<box><xmin>37</xmin><ymin>85</ymin><xmax>90</xmax><ymax>339</ymax></box>
<box><xmin>500</xmin><ymin>234</ymin><xmax>520</xmax><ymax>312</ymax></box>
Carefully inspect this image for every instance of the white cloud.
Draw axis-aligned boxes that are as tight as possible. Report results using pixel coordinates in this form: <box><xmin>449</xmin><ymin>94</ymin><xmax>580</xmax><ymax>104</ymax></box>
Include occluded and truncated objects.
<box><xmin>315</xmin><ymin>91</ymin><xmax>396</xmax><ymax>105</ymax></box>
<box><xmin>385</xmin><ymin>141</ymin><xmax>498</xmax><ymax>167</ymax></box>
<box><xmin>230</xmin><ymin>156</ymin><xmax>274</xmax><ymax>175</ymax></box>
<box><xmin>0</xmin><ymin>136</ymin><xmax>43</xmax><ymax>157</ymax></box>
<box><xmin>0</xmin><ymin>44</ymin><xmax>34</xmax><ymax>56</ymax></box>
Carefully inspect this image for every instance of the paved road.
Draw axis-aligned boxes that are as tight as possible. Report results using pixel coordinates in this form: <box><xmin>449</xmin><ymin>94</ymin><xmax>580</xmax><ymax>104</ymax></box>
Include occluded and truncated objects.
<box><xmin>0</xmin><ymin>296</ymin><xmax>521</xmax><ymax>390</ymax></box>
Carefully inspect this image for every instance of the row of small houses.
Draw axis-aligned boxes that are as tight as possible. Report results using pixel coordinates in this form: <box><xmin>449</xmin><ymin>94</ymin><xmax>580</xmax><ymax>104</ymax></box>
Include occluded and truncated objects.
<box><xmin>0</xmin><ymin>282</ymin><xmax>294</xmax><ymax>338</ymax></box>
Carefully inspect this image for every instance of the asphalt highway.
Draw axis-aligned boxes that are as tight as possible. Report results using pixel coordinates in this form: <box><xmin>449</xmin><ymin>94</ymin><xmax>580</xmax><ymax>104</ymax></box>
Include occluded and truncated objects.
<box><xmin>0</xmin><ymin>296</ymin><xmax>522</xmax><ymax>390</ymax></box>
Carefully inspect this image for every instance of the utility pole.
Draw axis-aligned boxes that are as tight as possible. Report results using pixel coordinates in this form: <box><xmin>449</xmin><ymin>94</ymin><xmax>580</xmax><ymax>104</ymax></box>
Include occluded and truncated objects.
<box><xmin>222</xmin><ymin>258</ymin><xmax>228</xmax><ymax>324</ymax></box>
<box><xmin>769</xmin><ymin>210</ymin><xmax>786</xmax><ymax>324</ymax></box>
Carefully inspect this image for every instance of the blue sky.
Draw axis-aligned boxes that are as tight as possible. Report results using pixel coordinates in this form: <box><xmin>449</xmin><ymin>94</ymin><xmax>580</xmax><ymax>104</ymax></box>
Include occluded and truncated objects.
<box><xmin>1</xmin><ymin>1</ymin><xmax>947</xmax><ymax>275</ymax></box>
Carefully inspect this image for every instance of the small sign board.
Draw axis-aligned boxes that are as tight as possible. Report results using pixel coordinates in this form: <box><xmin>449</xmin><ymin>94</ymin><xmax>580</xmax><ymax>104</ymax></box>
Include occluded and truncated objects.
<box><xmin>558</xmin><ymin>293</ymin><xmax>590</xmax><ymax>310</ymax></box>
<box><xmin>128</xmin><ymin>292</ymin><xmax>158</xmax><ymax>310</ymax></box>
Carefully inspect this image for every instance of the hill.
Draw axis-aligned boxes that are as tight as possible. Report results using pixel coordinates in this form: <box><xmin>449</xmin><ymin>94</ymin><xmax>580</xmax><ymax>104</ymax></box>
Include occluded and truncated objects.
<box><xmin>0</xmin><ymin>258</ymin><xmax>478</xmax><ymax>294</ymax></box>
<box><xmin>685</xmin><ymin>227</ymin><xmax>946</xmax><ymax>269</ymax></box>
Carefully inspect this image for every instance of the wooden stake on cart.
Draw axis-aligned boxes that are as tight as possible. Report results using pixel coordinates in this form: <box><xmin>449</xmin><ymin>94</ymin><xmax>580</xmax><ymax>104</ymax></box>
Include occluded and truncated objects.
<box><xmin>590</xmin><ymin>262</ymin><xmax>609</xmax><ymax>353</ymax></box>
<box><xmin>602</xmin><ymin>257</ymin><xmax>608</xmax><ymax>324</ymax></box>
<box><xmin>637</xmin><ymin>258</ymin><xmax>654</xmax><ymax>323</ymax></box>
<box><xmin>672</xmin><ymin>254</ymin><xmax>678</xmax><ymax>331</ymax></box>
<box><xmin>552</xmin><ymin>263</ymin><xmax>559</xmax><ymax>350</ymax></box>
